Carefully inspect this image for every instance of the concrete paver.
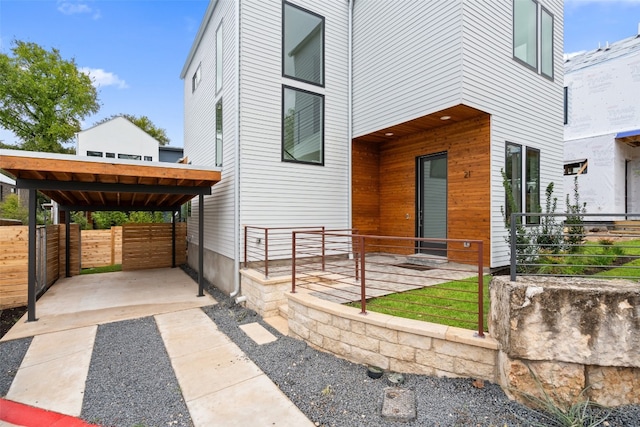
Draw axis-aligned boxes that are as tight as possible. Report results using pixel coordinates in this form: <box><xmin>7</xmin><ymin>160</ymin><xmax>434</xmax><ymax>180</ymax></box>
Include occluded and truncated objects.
<box><xmin>239</xmin><ymin>322</ymin><xmax>278</xmax><ymax>344</ymax></box>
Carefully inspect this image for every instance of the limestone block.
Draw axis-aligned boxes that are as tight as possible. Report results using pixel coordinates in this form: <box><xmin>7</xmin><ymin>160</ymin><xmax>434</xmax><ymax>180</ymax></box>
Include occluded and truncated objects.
<box><xmin>453</xmin><ymin>358</ymin><xmax>496</xmax><ymax>382</ymax></box>
<box><xmin>350</xmin><ymin>346</ymin><xmax>389</xmax><ymax>370</ymax></box>
<box><xmin>341</xmin><ymin>330</ymin><xmax>379</xmax><ymax>352</ymax></box>
<box><xmin>350</xmin><ymin>319</ymin><xmax>366</xmax><ymax>335</ymax></box>
<box><xmin>433</xmin><ymin>340</ymin><xmax>496</xmax><ymax>365</ymax></box>
<box><xmin>288</xmin><ymin>320</ymin><xmax>309</xmax><ymax>340</ymax></box>
<box><xmin>332</xmin><ymin>315</ymin><xmax>351</xmax><ymax>330</ymax></box>
<box><xmin>308</xmin><ymin>330</ymin><xmax>324</xmax><ymax>348</ymax></box>
<box><xmin>587</xmin><ymin>366</ymin><xmax>640</xmax><ymax>406</ymax></box>
<box><xmin>380</xmin><ymin>341</ymin><xmax>415</xmax><ymax>362</ymax></box>
<box><xmin>308</xmin><ymin>308</ymin><xmax>332</xmax><ymax>324</ymax></box>
<box><xmin>366</xmin><ymin>323</ymin><xmax>398</xmax><ymax>343</ymax></box>
<box><xmin>398</xmin><ymin>332</ymin><xmax>432</xmax><ymax>350</ymax></box>
<box><xmin>490</xmin><ymin>276</ymin><xmax>640</xmax><ymax>367</ymax></box>
<box><xmin>317</xmin><ymin>323</ymin><xmax>341</xmax><ymax>341</ymax></box>
<box><xmin>416</xmin><ymin>349</ymin><xmax>454</xmax><ymax>372</ymax></box>
<box><xmin>390</xmin><ymin>359</ymin><xmax>435</xmax><ymax>376</ymax></box>
<box><xmin>323</xmin><ymin>337</ymin><xmax>351</xmax><ymax>358</ymax></box>
<box><xmin>503</xmin><ymin>358</ymin><xmax>585</xmax><ymax>407</ymax></box>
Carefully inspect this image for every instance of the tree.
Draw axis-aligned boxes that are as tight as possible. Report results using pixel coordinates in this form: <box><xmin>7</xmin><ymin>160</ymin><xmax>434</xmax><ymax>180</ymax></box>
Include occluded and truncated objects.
<box><xmin>0</xmin><ymin>41</ymin><xmax>100</xmax><ymax>153</ymax></box>
<box><xmin>0</xmin><ymin>194</ymin><xmax>28</xmax><ymax>224</ymax></box>
<box><xmin>94</xmin><ymin>114</ymin><xmax>170</xmax><ymax>146</ymax></box>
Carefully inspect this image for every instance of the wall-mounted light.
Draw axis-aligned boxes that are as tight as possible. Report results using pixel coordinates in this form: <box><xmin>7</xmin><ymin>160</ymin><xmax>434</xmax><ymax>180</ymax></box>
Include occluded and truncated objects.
<box><xmin>385</xmin><ymin>132</ymin><xmax>394</xmax><ymax>136</ymax></box>
<box><xmin>440</xmin><ymin>115</ymin><xmax>451</xmax><ymax>120</ymax></box>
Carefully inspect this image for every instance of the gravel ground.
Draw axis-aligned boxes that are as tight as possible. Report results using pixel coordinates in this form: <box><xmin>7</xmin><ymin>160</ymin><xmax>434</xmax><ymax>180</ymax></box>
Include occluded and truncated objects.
<box><xmin>184</xmin><ymin>265</ymin><xmax>640</xmax><ymax>427</ymax></box>
<box><xmin>81</xmin><ymin>317</ymin><xmax>193</xmax><ymax>427</ymax></box>
<box><xmin>0</xmin><ymin>336</ymin><xmax>31</xmax><ymax>397</ymax></box>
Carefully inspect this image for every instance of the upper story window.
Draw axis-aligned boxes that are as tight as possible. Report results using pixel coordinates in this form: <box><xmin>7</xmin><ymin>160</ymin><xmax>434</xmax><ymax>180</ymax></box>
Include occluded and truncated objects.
<box><xmin>118</xmin><ymin>153</ymin><xmax>142</xmax><ymax>160</ymax></box>
<box><xmin>216</xmin><ymin>22</ymin><xmax>223</xmax><ymax>93</ymax></box>
<box><xmin>513</xmin><ymin>0</ymin><xmax>554</xmax><ymax>80</ymax></box>
<box><xmin>563</xmin><ymin>86</ymin><xmax>568</xmax><ymax>124</ymax></box>
<box><xmin>215</xmin><ymin>100</ymin><xmax>223</xmax><ymax>167</ymax></box>
<box><xmin>144</xmin><ymin>156</ymin><xmax>153</xmax><ymax>161</ymax></box>
<box><xmin>505</xmin><ymin>142</ymin><xmax>541</xmax><ymax>225</ymax></box>
<box><xmin>87</xmin><ymin>151</ymin><xmax>103</xmax><ymax>157</ymax></box>
<box><xmin>192</xmin><ymin>64</ymin><xmax>202</xmax><ymax>93</ymax></box>
<box><xmin>283</xmin><ymin>2</ymin><xmax>324</xmax><ymax>87</ymax></box>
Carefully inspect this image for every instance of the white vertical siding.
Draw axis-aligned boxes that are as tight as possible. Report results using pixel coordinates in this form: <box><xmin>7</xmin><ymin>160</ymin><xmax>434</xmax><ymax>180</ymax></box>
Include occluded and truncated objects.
<box><xmin>460</xmin><ymin>0</ymin><xmax>564</xmax><ymax>267</ymax></box>
<box><xmin>352</xmin><ymin>0</ymin><xmax>464</xmax><ymax>136</ymax></box>
<box><xmin>183</xmin><ymin>0</ymin><xmax>236</xmax><ymax>260</ymax></box>
<box><xmin>239</xmin><ymin>0</ymin><xmax>350</xmax><ymax>230</ymax></box>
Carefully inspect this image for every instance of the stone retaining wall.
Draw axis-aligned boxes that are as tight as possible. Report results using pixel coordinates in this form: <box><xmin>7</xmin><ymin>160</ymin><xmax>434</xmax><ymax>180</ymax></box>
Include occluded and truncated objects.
<box><xmin>286</xmin><ymin>291</ymin><xmax>499</xmax><ymax>381</ymax></box>
<box><xmin>490</xmin><ymin>275</ymin><xmax>640</xmax><ymax>407</ymax></box>
<box><xmin>240</xmin><ymin>269</ymin><xmax>291</xmax><ymax>317</ymax></box>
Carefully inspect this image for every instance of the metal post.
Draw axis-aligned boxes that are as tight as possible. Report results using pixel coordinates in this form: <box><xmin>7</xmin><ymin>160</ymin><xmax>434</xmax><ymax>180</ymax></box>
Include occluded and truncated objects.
<box><xmin>510</xmin><ymin>213</ymin><xmax>517</xmax><ymax>281</ymax></box>
<box><xmin>171</xmin><ymin>210</ymin><xmax>176</xmax><ymax>268</ymax></box>
<box><xmin>354</xmin><ymin>235</ymin><xmax>360</xmax><ymax>282</ymax></box>
<box><xmin>198</xmin><ymin>193</ymin><xmax>204</xmax><ymax>297</ymax></box>
<box><xmin>477</xmin><ymin>241</ymin><xmax>485</xmax><ymax>338</ymax></box>
<box><xmin>65</xmin><ymin>209</ymin><xmax>71</xmax><ymax>278</ymax></box>
<box><xmin>359</xmin><ymin>235</ymin><xmax>366</xmax><ymax>315</ymax></box>
<box><xmin>321</xmin><ymin>226</ymin><xmax>325</xmax><ymax>271</ymax></box>
<box><xmin>291</xmin><ymin>231</ymin><xmax>297</xmax><ymax>293</ymax></box>
<box><xmin>27</xmin><ymin>189</ymin><xmax>37</xmax><ymax>322</ymax></box>
<box><xmin>264</xmin><ymin>228</ymin><xmax>269</xmax><ymax>278</ymax></box>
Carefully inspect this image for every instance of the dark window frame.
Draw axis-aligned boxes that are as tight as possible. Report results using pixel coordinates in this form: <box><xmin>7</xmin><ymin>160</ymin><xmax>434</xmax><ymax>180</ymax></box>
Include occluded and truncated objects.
<box><xmin>505</xmin><ymin>142</ymin><xmax>523</xmax><ymax>223</ymax></box>
<box><xmin>87</xmin><ymin>150</ymin><xmax>103</xmax><ymax>157</ymax></box>
<box><xmin>563</xmin><ymin>86</ymin><xmax>568</xmax><ymax>125</ymax></box>
<box><xmin>525</xmin><ymin>147</ymin><xmax>540</xmax><ymax>225</ymax></box>
<box><xmin>216</xmin><ymin>20</ymin><xmax>223</xmax><ymax>95</ymax></box>
<box><xmin>512</xmin><ymin>0</ymin><xmax>538</xmax><ymax>73</ymax></box>
<box><xmin>281</xmin><ymin>84</ymin><xmax>325</xmax><ymax>166</ymax></box>
<box><xmin>215</xmin><ymin>99</ymin><xmax>223</xmax><ymax>167</ymax></box>
<box><xmin>282</xmin><ymin>1</ymin><xmax>325</xmax><ymax>88</ymax></box>
<box><xmin>512</xmin><ymin>0</ymin><xmax>555</xmax><ymax>81</ymax></box>
<box><xmin>540</xmin><ymin>4</ymin><xmax>554</xmax><ymax>80</ymax></box>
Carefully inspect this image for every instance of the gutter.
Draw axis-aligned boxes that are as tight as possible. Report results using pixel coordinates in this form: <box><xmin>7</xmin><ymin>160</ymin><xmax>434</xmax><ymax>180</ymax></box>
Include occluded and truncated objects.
<box><xmin>230</xmin><ymin>0</ymin><xmax>242</xmax><ymax>299</ymax></box>
<box><xmin>347</xmin><ymin>0</ymin><xmax>354</xmax><ymax>233</ymax></box>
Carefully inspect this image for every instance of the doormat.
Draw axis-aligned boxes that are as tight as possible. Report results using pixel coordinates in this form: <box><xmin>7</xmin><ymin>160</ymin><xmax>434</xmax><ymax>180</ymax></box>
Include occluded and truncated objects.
<box><xmin>393</xmin><ymin>263</ymin><xmax>434</xmax><ymax>271</ymax></box>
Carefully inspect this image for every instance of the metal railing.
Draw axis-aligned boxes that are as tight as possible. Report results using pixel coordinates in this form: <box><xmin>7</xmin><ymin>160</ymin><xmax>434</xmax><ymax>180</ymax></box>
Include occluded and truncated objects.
<box><xmin>291</xmin><ymin>230</ymin><xmax>486</xmax><ymax>337</ymax></box>
<box><xmin>510</xmin><ymin>213</ymin><xmax>640</xmax><ymax>280</ymax></box>
<box><xmin>244</xmin><ymin>226</ymin><xmax>326</xmax><ymax>278</ymax></box>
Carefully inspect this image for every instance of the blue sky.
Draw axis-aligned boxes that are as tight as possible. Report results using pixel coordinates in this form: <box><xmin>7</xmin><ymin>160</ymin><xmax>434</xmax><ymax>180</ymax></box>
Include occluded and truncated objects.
<box><xmin>0</xmin><ymin>0</ymin><xmax>640</xmax><ymax>148</ymax></box>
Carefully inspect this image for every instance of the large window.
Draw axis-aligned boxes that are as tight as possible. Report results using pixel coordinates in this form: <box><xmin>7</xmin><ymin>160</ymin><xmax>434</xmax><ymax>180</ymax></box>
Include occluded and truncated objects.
<box><xmin>513</xmin><ymin>0</ymin><xmax>554</xmax><ymax>80</ymax></box>
<box><xmin>283</xmin><ymin>2</ymin><xmax>324</xmax><ymax>86</ymax></box>
<box><xmin>563</xmin><ymin>86</ymin><xmax>568</xmax><ymax>124</ymax></box>
<box><xmin>282</xmin><ymin>86</ymin><xmax>323</xmax><ymax>165</ymax></box>
<box><xmin>192</xmin><ymin>64</ymin><xmax>201</xmax><ymax>93</ymax></box>
<box><xmin>215</xmin><ymin>100</ymin><xmax>223</xmax><ymax>167</ymax></box>
<box><xmin>216</xmin><ymin>22</ymin><xmax>223</xmax><ymax>93</ymax></box>
<box><xmin>505</xmin><ymin>143</ymin><xmax>541</xmax><ymax>225</ymax></box>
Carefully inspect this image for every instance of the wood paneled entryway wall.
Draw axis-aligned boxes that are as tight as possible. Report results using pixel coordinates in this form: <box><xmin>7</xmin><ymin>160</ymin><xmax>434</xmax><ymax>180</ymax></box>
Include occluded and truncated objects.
<box><xmin>352</xmin><ymin>113</ymin><xmax>491</xmax><ymax>265</ymax></box>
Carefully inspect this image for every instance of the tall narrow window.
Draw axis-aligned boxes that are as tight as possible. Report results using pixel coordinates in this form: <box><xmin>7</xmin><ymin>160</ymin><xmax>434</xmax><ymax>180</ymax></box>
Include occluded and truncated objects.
<box><xmin>283</xmin><ymin>2</ymin><xmax>324</xmax><ymax>86</ymax></box>
<box><xmin>563</xmin><ymin>86</ymin><xmax>568</xmax><ymax>124</ymax></box>
<box><xmin>526</xmin><ymin>148</ymin><xmax>540</xmax><ymax>224</ymax></box>
<box><xmin>282</xmin><ymin>86</ymin><xmax>324</xmax><ymax>165</ymax></box>
<box><xmin>192</xmin><ymin>64</ymin><xmax>201</xmax><ymax>93</ymax></box>
<box><xmin>216</xmin><ymin>22</ymin><xmax>223</xmax><ymax>93</ymax></box>
<box><xmin>513</xmin><ymin>0</ymin><xmax>537</xmax><ymax>70</ymax></box>
<box><xmin>215</xmin><ymin>100</ymin><xmax>223</xmax><ymax>167</ymax></box>
<box><xmin>540</xmin><ymin>6</ymin><xmax>554</xmax><ymax>79</ymax></box>
<box><xmin>505</xmin><ymin>143</ymin><xmax>522</xmax><ymax>222</ymax></box>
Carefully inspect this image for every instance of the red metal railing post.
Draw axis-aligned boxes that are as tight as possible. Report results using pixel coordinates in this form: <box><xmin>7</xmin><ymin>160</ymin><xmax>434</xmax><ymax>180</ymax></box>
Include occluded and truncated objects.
<box><xmin>264</xmin><ymin>228</ymin><xmax>269</xmax><ymax>278</ymax></box>
<box><xmin>291</xmin><ymin>231</ymin><xmax>297</xmax><ymax>293</ymax></box>
<box><xmin>321</xmin><ymin>226</ymin><xmax>326</xmax><ymax>271</ymax></box>
<box><xmin>477</xmin><ymin>241</ymin><xmax>485</xmax><ymax>338</ymax></box>
<box><xmin>243</xmin><ymin>226</ymin><xmax>248</xmax><ymax>269</ymax></box>
<box><xmin>360</xmin><ymin>235</ymin><xmax>366</xmax><ymax>315</ymax></box>
<box><xmin>354</xmin><ymin>235</ymin><xmax>360</xmax><ymax>282</ymax></box>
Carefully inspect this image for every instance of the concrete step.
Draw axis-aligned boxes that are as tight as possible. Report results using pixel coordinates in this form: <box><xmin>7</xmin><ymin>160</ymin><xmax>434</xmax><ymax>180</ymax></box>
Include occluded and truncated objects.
<box><xmin>278</xmin><ymin>304</ymin><xmax>288</xmax><ymax>319</ymax></box>
<box><xmin>264</xmin><ymin>315</ymin><xmax>288</xmax><ymax>336</ymax></box>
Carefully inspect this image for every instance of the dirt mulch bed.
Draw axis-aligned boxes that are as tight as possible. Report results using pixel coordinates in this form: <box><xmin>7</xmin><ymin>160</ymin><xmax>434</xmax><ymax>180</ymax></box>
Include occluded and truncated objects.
<box><xmin>0</xmin><ymin>306</ymin><xmax>27</xmax><ymax>339</ymax></box>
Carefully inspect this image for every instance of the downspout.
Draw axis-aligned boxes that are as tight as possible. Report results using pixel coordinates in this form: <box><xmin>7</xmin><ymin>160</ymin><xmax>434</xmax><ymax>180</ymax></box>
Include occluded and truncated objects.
<box><xmin>347</xmin><ymin>0</ymin><xmax>354</xmax><ymax>233</ymax></box>
<box><xmin>230</xmin><ymin>0</ymin><xmax>242</xmax><ymax>299</ymax></box>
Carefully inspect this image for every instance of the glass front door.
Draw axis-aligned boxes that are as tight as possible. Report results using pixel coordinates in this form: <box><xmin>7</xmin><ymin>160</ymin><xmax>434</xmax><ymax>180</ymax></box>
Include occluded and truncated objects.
<box><xmin>417</xmin><ymin>152</ymin><xmax>447</xmax><ymax>256</ymax></box>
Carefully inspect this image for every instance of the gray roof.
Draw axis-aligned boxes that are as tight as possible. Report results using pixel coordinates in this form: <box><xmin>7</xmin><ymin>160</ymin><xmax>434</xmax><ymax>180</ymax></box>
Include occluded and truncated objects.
<box><xmin>565</xmin><ymin>34</ymin><xmax>640</xmax><ymax>74</ymax></box>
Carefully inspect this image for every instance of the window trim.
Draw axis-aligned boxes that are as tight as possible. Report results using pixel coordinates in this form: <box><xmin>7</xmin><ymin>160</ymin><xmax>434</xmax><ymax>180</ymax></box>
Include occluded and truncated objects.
<box><xmin>512</xmin><ymin>0</ymin><xmax>554</xmax><ymax>81</ymax></box>
<box><xmin>540</xmin><ymin>4</ymin><xmax>554</xmax><ymax>80</ymax></box>
<box><xmin>525</xmin><ymin>147</ymin><xmax>540</xmax><ymax>225</ymax></box>
<box><xmin>282</xmin><ymin>1</ymin><xmax>325</xmax><ymax>88</ymax></box>
<box><xmin>512</xmin><ymin>0</ymin><xmax>538</xmax><ymax>73</ymax></box>
<box><xmin>281</xmin><ymin>84</ymin><xmax>325</xmax><ymax>166</ymax></box>
<box><xmin>215</xmin><ymin>99</ymin><xmax>223</xmax><ymax>167</ymax></box>
<box><xmin>192</xmin><ymin>63</ymin><xmax>202</xmax><ymax>93</ymax></box>
<box><xmin>505</xmin><ymin>142</ymin><xmax>523</xmax><ymax>223</ymax></box>
<box><xmin>563</xmin><ymin>86</ymin><xmax>568</xmax><ymax>125</ymax></box>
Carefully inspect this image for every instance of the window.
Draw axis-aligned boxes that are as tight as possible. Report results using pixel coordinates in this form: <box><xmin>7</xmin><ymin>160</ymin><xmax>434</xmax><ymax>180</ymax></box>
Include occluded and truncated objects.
<box><xmin>215</xmin><ymin>100</ymin><xmax>223</xmax><ymax>167</ymax></box>
<box><xmin>283</xmin><ymin>2</ymin><xmax>324</xmax><ymax>86</ymax></box>
<box><xmin>564</xmin><ymin>160</ymin><xmax>588</xmax><ymax>176</ymax></box>
<box><xmin>144</xmin><ymin>156</ymin><xmax>153</xmax><ymax>161</ymax></box>
<box><xmin>87</xmin><ymin>151</ymin><xmax>103</xmax><ymax>157</ymax></box>
<box><xmin>192</xmin><ymin>64</ymin><xmax>201</xmax><ymax>93</ymax></box>
<box><xmin>106</xmin><ymin>152</ymin><xmax>115</xmax><ymax>158</ymax></box>
<box><xmin>513</xmin><ymin>0</ymin><xmax>554</xmax><ymax>80</ymax></box>
<box><xmin>216</xmin><ymin>22</ymin><xmax>223</xmax><ymax>93</ymax></box>
<box><xmin>563</xmin><ymin>86</ymin><xmax>568</xmax><ymax>125</ymax></box>
<box><xmin>526</xmin><ymin>148</ymin><xmax>540</xmax><ymax>225</ymax></box>
<box><xmin>118</xmin><ymin>153</ymin><xmax>142</xmax><ymax>160</ymax></box>
<box><xmin>506</xmin><ymin>143</ymin><xmax>541</xmax><ymax>225</ymax></box>
<box><xmin>282</xmin><ymin>86</ymin><xmax>324</xmax><ymax>165</ymax></box>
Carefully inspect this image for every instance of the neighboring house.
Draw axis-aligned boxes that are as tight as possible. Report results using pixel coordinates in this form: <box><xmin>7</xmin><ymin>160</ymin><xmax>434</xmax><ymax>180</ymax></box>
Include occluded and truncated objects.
<box><xmin>182</xmin><ymin>0</ymin><xmax>564</xmax><ymax>293</ymax></box>
<box><xmin>76</xmin><ymin>116</ymin><xmax>160</xmax><ymax>162</ymax></box>
<box><xmin>0</xmin><ymin>172</ymin><xmax>16</xmax><ymax>202</ymax></box>
<box><xmin>564</xmin><ymin>30</ymin><xmax>640</xmax><ymax>217</ymax></box>
<box><xmin>160</xmin><ymin>146</ymin><xmax>185</xmax><ymax>163</ymax></box>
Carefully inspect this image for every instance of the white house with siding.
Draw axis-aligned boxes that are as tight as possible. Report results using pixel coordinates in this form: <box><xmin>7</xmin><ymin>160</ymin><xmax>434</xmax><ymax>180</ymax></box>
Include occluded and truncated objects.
<box><xmin>182</xmin><ymin>0</ymin><xmax>564</xmax><ymax>294</ymax></box>
<box><xmin>564</xmin><ymin>30</ymin><xmax>640</xmax><ymax>217</ymax></box>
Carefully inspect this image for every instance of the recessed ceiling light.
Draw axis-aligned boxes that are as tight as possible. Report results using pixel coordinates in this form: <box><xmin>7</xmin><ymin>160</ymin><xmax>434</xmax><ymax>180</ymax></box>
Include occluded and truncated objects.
<box><xmin>385</xmin><ymin>132</ymin><xmax>394</xmax><ymax>136</ymax></box>
<box><xmin>440</xmin><ymin>115</ymin><xmax>451</xmax><ymax>120</ymax></box>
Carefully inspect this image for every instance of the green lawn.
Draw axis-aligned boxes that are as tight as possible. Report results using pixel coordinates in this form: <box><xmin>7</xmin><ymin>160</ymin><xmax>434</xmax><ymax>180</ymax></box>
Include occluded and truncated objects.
<box><xmin>347</xmin><ymin>275</ymin><xmax>490</xmax><ymax>331</ymax></box>
<box><xmin>80</xmin><ymin>264</ymin><xmax>122</xmax><ymax>275</ymax></box>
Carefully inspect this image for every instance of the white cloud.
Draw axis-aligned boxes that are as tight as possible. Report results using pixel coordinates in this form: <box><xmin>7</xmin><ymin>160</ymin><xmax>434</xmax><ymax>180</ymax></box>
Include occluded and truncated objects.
<box><xmin>57</xmin><ymin>1</ymin><xmax>101</xmax><ymax>19</ymax></box>
<box><xmin>80</xmin><ymin>68</ymin><xmax>129</xmax><ymax>89</ymax></box>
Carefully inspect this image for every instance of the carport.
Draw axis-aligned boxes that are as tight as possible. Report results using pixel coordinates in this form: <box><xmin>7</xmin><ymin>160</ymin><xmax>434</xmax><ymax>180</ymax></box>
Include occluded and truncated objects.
<box><xmin>0</xmin><ymin>149</ymin><xmax>221</xmax><ymax>322</ymax></box>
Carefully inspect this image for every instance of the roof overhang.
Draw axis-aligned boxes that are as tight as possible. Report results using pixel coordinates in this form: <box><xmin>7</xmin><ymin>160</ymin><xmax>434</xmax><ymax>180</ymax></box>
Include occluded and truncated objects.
<box><xmin>615</xmin><ymin>129</ymin><xmax>640</xmax><ymax>147</ymax></box>
<box><xmin>0</xmin><ymin>149</ymin><xmax>221</xmax><ymax>211</ymax></box>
